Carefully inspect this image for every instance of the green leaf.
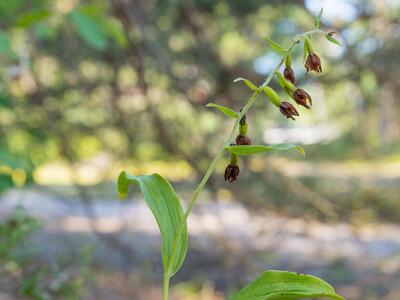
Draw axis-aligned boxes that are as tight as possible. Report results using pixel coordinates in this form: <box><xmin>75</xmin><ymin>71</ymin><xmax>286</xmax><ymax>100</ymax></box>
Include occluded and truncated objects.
<box><xmin>264</xmin><ymin>36</ymin><xmax>286</xmax><ymax>55</ymax></box>
<box><xmin>206</xmin><ymin>103</ymin><xmax>238</xmax><ymax>119</ymax></box>
<box><xmin>16</xmin><ymin>9</ymin><xmax>49</xmax><ymax>28</ymax></box>
<box><xmin>106</xmin><ymin>19</ymin><xmax>128</xmax><ymax>48</ymax></box>
<box><xmin>224</xmin><ymin>144</ymin><xmax>305</xmax><ymax>157</ymax></box>
<box><xmin>0</xmin><ymin>32</ymin><xmax>15</xmax><ymax>59</ymax></box>
<box><xmin>314</xmin><ymin>8</ymin><xmax>323</xmax><ymax>28</ymax></box>
<box><xmin>117</xmin><ymin>171</ymin><xmax>188</xmax><ymax>277</ymax></box>
<box><xmin>231</xmin><ymin>270</ymin><xmax>345</xmax><ymax>300</ymax></box>
<box><xmin>325</xmin><ymin>34</ymin><xmax>342</xmax><ymax>46</ymax></box>
<box><xmin>233</xmin><ymin>77</ymin><xmax>259</xmax><ymax>91</ymax></box>
<box><xmin>69</xmin><ymin>10</ymin><xmax>108</xmax><ymax>50</ymax></box>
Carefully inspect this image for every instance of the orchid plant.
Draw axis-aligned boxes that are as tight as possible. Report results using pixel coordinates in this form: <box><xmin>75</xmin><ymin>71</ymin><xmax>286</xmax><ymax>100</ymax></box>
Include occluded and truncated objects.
<box><xmin>117</xmin><ymin>9</ymin><xmax>345</xmax><ymax>300</ymax></box>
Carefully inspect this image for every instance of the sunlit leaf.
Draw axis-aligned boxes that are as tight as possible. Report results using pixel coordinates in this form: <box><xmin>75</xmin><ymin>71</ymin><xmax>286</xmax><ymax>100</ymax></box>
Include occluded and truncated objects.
<box><xmin>233</xmin><ymin>77</ymin><xmax>259</xmax><ymax>91</ymax></box>
<box><xmin>264</xmin><ymin>36</ymin><xmax>286</xmax><ymax>55</ymax></box>
<box><xmin>106</xmin><ymin>19</ymin><xmax>128</xmax><ymax>48</ymax></box>
<box><xmin>325</xmin><ymin>34</ymin><xmax>342</xmax><ymax>46</ymax></box>
<box><xmin>70</xmin><ymin>10</ymin><xmax>108</xmax><ymax>50</ymax></box>
<box><xmin>117</xmin><ymin>171</ymin><xmax>187</xmax><ymax>277</ymax></box>
<box><xmin>206</xmin><ymin>103</ymin><xmax>238</xmax><ymax>119</ymax></box>
<box><xmin>231</xmin><ymin>270</ymin><xmax>345</xmax><ymax>300</ymax></box>
<box><xmin>224</xmin><ymin>144</ymin><xmax>305</xmax><ymax>157</ymax></box>
<box><xmin>314</xmin><ymin>8</ymin><xmax>323</xmax><ymax>28</ymax></box>
<box><xmin>16</xmin><ymin>9</ymin><xmax>49</xmax><ymax>28</ymax></box>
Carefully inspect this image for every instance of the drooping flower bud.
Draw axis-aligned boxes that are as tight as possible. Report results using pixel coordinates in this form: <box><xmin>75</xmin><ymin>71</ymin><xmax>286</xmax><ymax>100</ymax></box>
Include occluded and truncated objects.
<box><xmin>224</xmin><ymin>164</ymin><xmax>240</xmax><ymax>183</ymax></box>
<box><xmin>293</xmin><ymin>88</ymin><xmax>312</xmax><ymax>109</ymax></box>
<box><xmin>283</xmin><ymin>54</ymin><xmax>296</xmax><ymax>84</ymax></box>
<box><xmin>224</xmin><ymin>151</ymin><xmax>240</xmax><ymax>183</ymax></box>
<box><xmin>236</xmin><ymin>135</ymin><xmax>251</xmax><ymax>145</ymax></box>
<box><xmin>279</xmin><ymin>101</ymin><xmax>299</xmax><ymax>120</ymax></box>
<box><xmin>304</xmin><ymin>37</ymin><xmax>322</xmax><ymax>74</ymax></box>
<box><xmin>305</xmin><ymin>53</ymin><xmax>322</xmax><ymax>74</ymax></box>
<box><xmin>283</xmin><ymin>68</ymin><xmax>296</xmax><ymax>84</ymax></box>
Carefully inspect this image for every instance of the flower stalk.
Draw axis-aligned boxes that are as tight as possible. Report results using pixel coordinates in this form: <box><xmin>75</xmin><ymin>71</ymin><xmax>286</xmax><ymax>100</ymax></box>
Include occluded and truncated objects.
<box><xmin>162</xmin><ymin>27</ymin><xmax>322</xmax><ymax>300</ymax></box>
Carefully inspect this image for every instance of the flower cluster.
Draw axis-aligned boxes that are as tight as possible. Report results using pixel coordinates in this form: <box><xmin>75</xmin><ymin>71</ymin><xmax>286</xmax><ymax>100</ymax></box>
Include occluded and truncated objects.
<box><xmin>269</xmin><ymin>37</ymin><xmax>322</xmax><ymax>121</ymax></box>
<box><xmin>225</xmin><ymin>32</ymin><xmax>327</xmax><ymax>182</ymax></box>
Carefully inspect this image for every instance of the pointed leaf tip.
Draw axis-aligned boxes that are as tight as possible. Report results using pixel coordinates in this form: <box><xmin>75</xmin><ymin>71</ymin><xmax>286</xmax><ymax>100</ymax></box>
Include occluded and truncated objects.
<box><xmin>224</xmin><ymin>144</ymin><xmax>304</xmax><ymax>157</ymax></box>
<box><xmin>325</xmin><ymin>33</ymin><xmax>342</xmax><ymax>46</ymax></box>
<box><xmin>264</xmin><ymin>36</ymin><xmax>286</xmax><ymax>55</ymax></box>
<box><xmin>206</xmin><ymin>103</ymin><xmax>239</xmax><ymax>118</ymax></box>
<box><xmin>315</xmin><ymin>8</ymin><xmax>323</xmax><ymax>28</ymax></box>
<box><xmin>233</xmin><ymin>77</ymin><xmax>259</xmax><ymax>91</ymax></box>
<box><xmin>116</xmin><ymin>171</ymin><xmax>188</xmax><ymax>277</ymax></box>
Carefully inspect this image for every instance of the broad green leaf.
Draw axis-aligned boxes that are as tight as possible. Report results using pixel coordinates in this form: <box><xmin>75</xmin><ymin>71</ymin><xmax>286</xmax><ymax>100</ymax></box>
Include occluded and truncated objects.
<box><xmin>224</xmin><ymin>144</ymin><xmax>305</xmax><ymax>157</ymax></box>
<box><xmin>325</xmin><ymin>34</ymin><xmax>342</xmax><ymax>46</ymax></box>
<box><xmin>264</xmin><ymin>36</ymin><xmax>286</xmax><ymax>55</ymax></box>
<box><xmin>16</xmin><ymin>9</ymin><xmax>49</xmax><ymax>28</ymax></box>
<box><xmin>118</xmin><ymin>171</ymin><xmax>187</xmax><ymax>277</ymax></box>
<box><xmin>314</xmin><ymin>8</ymin><xmax>323</xmax><ymax>28</ymax></box>
<box><xmin>234</xmin><ymin>77</ymin><xmax>259</xmax><ymax>91</ymax></box>
<box><xmin>231</xmin><ymin>270</ymin><xmax>345</xmax><ymax>300</ymax></box>
<box><xmin>70</xmin><ymin>10</ymin><xmax>108</xmax><ymax>50</ymax></box>
<box><xmin>206</xmin><ymin>103</ymin><xmax>238</xmax><ymax>119</ymax></box>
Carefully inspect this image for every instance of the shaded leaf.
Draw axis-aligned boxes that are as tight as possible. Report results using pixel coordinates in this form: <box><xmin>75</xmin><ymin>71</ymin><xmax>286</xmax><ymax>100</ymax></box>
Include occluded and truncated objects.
<box><xmin>231</xmin><ymin>270</ymin><xmax>345</xmax><ymax>300</ymax></box>
<box><xmin>264</xmin><ymin>36</ymin><xmax>286</xmax><ymax>55</ymax></box>
<box><xmin>206</xmin><ymin>103</ymin><xmax>238</xmax><ymax>119</ymax></box>
<box><xmin>314</xmin><ymin>8</ymin><xmax>323</xmax><ymax>28</ymax></box>
<box><xmin>233</xmin><ymin>77</ymin><xmax>259</xmax><ymax>91</ymax></box>
<box><xmin>118</xmin><ymin>171</ymin><xmax>187</xmax><ymax>277</ymax></box>
<box><xmin>325</xmin><ymin>34</ymin><xmax>342</xmax><ymax>46</ymax></box>
<box><xmin>0</xmin><ymin>32</ymin><xmax>15</xmax><ymax>59</ymax></box>
<box><xmin>70</xmin><ymin>10</ymin><xmax>108</xmax><ymax>50</ymax></box>
<box><xmin>224</xmin><ymin>144</ymin><xmax>305</xmax><ymax>157</ymax></box>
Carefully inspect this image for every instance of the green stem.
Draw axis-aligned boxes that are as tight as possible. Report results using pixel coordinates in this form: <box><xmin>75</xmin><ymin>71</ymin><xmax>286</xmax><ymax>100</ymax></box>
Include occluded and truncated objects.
<box><xmin>161</xmin><ymin>28</ymin><xmax>321</xmax><ymax>300</ymax></box>
<box><xmin>162</xmin><ymin>274</ymin><xmax>169</xmax><ymax>300</ymax></box>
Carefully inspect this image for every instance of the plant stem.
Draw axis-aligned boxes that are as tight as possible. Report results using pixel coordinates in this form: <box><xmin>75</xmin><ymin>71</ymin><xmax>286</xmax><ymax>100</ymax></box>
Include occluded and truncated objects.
<box><xmin>162</xmin><ymin>28</ymin><xmax>321</xmax><ymax>299</ymax></box>
<box><xmin>162</xmin><ymin>274</ymin><xmax>169</xmax><ymax>300</ymax></box>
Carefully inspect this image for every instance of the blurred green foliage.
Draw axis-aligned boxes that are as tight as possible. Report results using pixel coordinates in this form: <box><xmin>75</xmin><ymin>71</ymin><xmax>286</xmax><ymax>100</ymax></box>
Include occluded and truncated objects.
<box><xmin>0</xmin><ymin>0</ymin><xmax>399</xmax><ymax>188</ymax></box>
<box><xmin>0</xmin><ymin>0</ymin><xmax>398</xmax><ymax>214</ymax></box>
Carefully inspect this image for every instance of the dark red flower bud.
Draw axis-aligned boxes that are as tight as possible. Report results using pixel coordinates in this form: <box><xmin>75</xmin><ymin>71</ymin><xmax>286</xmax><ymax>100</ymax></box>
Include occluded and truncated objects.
<box><xmin>305</xmin><ymin>53</ymin><xmax>322</xmax><ymax>74</ymax></box>
<box><xmin>224</xmin><ymin>164</ymin><xmax>240</xmax><ymax>183</ymax></box>
<box><xmin>283</xmin><ymin>67</ymin><xmax>296</xmax><ymax>84</ymax></box>
<box><xmin>293</xmin><ymin>88</ymin><xmax>312</xmax><ymax>109</ymax></box>
<box><xmin>236</xmin><ymin>135</ymin><xmax>251</xmax><ymax>145</ymax></box>
<box><xmin>279</xmin><ymin>101</ymin><xmax>299</xmax><ymax>120</ymax></box>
